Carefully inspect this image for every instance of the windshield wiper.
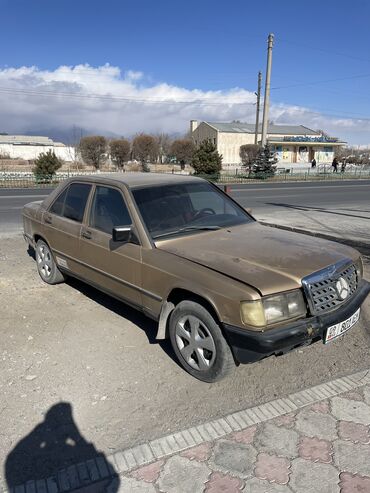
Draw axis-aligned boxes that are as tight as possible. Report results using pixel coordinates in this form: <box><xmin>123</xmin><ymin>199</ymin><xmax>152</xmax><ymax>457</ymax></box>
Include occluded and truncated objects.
<box><xmin>153</xmin><ymin>225</ymin><xmax>221</xmax><ymax>239</ymax></box>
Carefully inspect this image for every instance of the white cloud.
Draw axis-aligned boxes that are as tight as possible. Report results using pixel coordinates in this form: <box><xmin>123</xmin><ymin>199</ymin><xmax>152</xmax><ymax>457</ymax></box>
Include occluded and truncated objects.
<box><xmin>0</xmin><ymin>64</ymin><xmax>369</xmax><ymax>144</ymax></box>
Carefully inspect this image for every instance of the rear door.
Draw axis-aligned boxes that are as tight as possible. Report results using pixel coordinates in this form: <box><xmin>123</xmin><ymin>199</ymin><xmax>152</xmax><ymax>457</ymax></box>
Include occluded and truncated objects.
<box><xmin>43</xmin><ymin>182</ymin><xmax>92</xmax><ymax>275</ymax></box>
<box><xmin>79</xmin><ymin>184</ymin><xmax>142</xmax><ymax>308</ymax></box>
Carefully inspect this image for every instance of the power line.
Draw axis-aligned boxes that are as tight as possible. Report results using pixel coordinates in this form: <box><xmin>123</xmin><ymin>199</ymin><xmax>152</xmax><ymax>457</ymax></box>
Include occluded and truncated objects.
<box><xmin>271</xmin><ymin>73</ymin><xmax>370</xmax><ymax>91</ymax></box>
<box><xmin>0</xmin><ymin>86</ymin><xmax>256</xmax><ymax>106</ymax></box>
<box><xmin>273</xmin><ymin>100</ymin><xmax>370</xmax><ymax>122</ymax></box>
<box><xmin>1</xmin><ymin>84</ymin><xmax>370</xmax><ymax>122</ymax></box>
<box><xmin>278</xmin><ymin>38</ymin><xmax>370</xmax><ymax>65</ymax></box>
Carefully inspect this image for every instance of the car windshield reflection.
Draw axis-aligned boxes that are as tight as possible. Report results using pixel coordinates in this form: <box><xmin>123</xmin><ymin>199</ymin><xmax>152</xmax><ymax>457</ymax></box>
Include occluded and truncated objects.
<box><xmin>132</xmin><ymin>181</ymin><xmax>252</xmax><ymax>239</ymax></box>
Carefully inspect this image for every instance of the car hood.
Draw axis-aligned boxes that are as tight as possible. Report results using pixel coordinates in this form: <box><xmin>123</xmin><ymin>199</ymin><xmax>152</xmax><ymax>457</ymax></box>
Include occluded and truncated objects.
<box><xmin>156</xmin><ymin>222</ymin><xmax>358</xmax><ymax>296</ymax></box>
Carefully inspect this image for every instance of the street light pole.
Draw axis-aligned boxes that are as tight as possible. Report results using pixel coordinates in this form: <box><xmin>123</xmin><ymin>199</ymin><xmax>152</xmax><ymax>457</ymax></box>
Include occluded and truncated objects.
<box><xmin>254</xmin><ymin>71</ymin><xmax>262</xmax><ymax>145</ymax></box>
<box><xmin>261</xmin><ymin>33</ymin><xmax>274</xmax><ymax>147</ymax></box>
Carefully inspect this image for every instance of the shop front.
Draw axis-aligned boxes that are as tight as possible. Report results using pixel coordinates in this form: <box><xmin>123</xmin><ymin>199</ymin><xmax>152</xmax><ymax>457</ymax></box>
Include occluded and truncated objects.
<box><xmin>269</xmin><ymin>136</ymin><xmax>346</xmax><ymax>164</ymax></box>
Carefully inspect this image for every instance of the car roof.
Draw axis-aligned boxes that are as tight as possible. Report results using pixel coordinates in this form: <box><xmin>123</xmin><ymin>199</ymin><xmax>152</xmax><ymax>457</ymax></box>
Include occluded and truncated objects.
<box><xmin>69</xmin><ymin>172</ymin><xmax>205</xmax><ymax>188</ymax></box>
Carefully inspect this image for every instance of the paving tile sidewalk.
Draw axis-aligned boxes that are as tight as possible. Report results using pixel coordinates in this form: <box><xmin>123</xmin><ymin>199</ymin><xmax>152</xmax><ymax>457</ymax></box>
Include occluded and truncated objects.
<box><xmin>102</xmin><ymin>378</ymin><xmax>370</xmax><ymax>493</ymax></box>
<box><xmin>5</xmin><ymin>370</ymin><xmax>370</xmax><ymax>493</ymax></box>
<box><xmin>26</xmin><ymin>371</ymin><xmax>370</xmax><ymax>493</ymax></box>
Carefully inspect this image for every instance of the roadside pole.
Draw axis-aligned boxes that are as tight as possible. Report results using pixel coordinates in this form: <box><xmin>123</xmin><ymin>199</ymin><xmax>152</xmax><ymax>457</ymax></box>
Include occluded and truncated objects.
<box><xmin>254</xmin><ymin>71</ymin><xmax>262</xmax><ymax>145</ymax></box>
<box><xmin>261</xmin><ymin>33</ymin><xmax>274</xmax><ymax>147</ymax></box>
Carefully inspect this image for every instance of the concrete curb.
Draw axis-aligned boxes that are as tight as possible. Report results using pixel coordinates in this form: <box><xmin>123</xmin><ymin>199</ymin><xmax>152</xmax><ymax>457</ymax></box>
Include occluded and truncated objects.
<box><xmin>260</xmin><ymin>221</ymin><xmax>370</xmax><ymax>254</ymax></box>
<box><xmin>4</xmin><ymin>368</ymin><xmax>370</xmax><ymax>493</ymax></box>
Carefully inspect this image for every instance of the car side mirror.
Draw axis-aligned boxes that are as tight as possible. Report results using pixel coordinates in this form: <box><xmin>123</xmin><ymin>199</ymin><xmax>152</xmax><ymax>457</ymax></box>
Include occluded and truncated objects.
<box><xmin>112</xmin><ymin>226</ymin><xmax>132</xmax><ymax>243</ymax></box>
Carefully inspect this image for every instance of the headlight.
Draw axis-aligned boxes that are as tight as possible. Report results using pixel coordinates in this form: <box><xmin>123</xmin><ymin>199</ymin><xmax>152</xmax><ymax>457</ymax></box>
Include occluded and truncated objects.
<box><xmin>355</xmin><ymin>257</ymin><xmax>363</xmax><ymax>281</ymax></box>
<box><xmin>241</xmin><ymin>290</ymin><xmax>307</xmax><ymax>328</ymax></box>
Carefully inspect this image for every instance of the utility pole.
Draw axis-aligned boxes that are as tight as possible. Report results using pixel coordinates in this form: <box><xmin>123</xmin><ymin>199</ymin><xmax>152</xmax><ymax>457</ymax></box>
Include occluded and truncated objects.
<box><xmin>261</xmin><ymin>33</ymin><xmax>274</xmax><ymax>147</ymax></box>
<box><xmin>254</xmin><ymin>71</ymin><xmax>262</xmax><ymax>145</ymax></box>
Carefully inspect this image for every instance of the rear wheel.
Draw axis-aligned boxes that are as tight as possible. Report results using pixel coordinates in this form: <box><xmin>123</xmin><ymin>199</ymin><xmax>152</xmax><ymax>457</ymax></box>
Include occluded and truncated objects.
<box><xmin>36</xmin><ymin>239</ymin><xmax>65</xmax><ymax>285</ymax></box>
<box><xmin>169</xmin><ymin>300</ymin><xmax>236</xmax><ymax>382</ymax></box>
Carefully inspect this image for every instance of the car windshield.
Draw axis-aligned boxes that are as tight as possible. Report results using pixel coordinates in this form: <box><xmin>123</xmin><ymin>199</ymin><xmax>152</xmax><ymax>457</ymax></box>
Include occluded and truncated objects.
<box><xmin>132</xmin><ymin>181</ymin><xmax>252</xmax><ymax>239</ymax></box>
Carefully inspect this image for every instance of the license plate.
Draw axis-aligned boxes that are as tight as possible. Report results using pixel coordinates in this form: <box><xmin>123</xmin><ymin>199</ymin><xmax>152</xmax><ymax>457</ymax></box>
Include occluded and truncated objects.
<box><xmin>325</xmin><ymin>308</ymin><xmax>360</xmax><ymax>343</ymax></box>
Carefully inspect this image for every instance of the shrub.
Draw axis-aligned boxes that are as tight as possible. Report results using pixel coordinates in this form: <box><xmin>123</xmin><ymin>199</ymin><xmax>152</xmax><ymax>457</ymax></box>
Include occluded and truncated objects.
<box><xmin>33</xmin><ymin>150</ymin><xmax>62</xmax><ymax>182</ymax></box>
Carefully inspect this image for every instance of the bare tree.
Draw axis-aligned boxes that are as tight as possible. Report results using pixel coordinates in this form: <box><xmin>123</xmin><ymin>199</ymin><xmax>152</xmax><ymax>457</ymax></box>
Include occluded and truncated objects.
<box><xmin>110</xmin><ymin>139</ymin><xmax>131</xmax><ymax>169</ymax></box>
<box><xmin>239</xmin><ymin>144</ymin><xmax>260</xmax><ymax>167</ymax></box>
<box><xmin>65</xmin><ymin>125</ymin><xmax>83</xmax><ymax>169</ymax></box>
<box><xmin>156</xmin><ymin>133</ymin><xmax>172</xmax><ymax>163</ymax></box>
<box><xmin>170</xmin><ymin>139</ymin><xmax>195</xmax><ymax>166</ymax></box>
<box><xmin>316</xmin><ymin>129</ymin><xmax>331</xmax><ymax>138</ymax></box>
<box><xmin>132</xmin><ymin>134</ymin><xmax>159</xmax><ymax>171</ymax></box>
<box><xmin>79</xmin><ymin>136</ymin><xmax>107</xmax><ymax>169</ymax></box>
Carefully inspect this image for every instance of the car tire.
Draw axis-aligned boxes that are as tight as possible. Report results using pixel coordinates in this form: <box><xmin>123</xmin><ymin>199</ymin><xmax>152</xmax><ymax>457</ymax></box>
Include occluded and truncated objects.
<box><xmin>169</xmin><ymin>300</ymin><xmax>236</xmax><ymax>382</ymax></box>
<box><xmin>35</xmin><ymin>239</ymin><xmax>65</xmax><ymax>285</ymax></box>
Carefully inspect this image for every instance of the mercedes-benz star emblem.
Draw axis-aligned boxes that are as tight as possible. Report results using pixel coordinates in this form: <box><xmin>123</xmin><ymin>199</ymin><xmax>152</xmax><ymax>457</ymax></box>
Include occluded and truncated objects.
<box><xmin>336</xmin><ymin>277</ymin><xmax>349</xmax><ymax>300</ymax></box>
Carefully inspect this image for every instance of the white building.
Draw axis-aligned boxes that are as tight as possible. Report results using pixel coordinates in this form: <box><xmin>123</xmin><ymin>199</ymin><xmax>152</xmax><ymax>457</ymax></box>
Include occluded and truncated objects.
<box><xmin>0</xmin><ymin>135</ymin><xmax>75</xmax><ymax>161</ymax></box>
<box><xmin>190</xmin><ymin>121</ymin><xmax>346</xmax><ymax>167</ymax></box>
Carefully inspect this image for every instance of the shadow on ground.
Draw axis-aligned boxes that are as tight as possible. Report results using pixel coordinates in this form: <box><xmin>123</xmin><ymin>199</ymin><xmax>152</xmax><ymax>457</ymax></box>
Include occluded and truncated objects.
<box><xmin>27</xmin><ymin>245</ymin><xmax>178</xmax><ymax>366</ymax></box>
<box><xmin>5</xmin><ymin>402</ymin><xmax>120</xmax><ymax>491</ymax></box>
<box><xmin>266</xmin><ymin>202</ymin><xmax>370</xmax><ymax>221</ymax></box>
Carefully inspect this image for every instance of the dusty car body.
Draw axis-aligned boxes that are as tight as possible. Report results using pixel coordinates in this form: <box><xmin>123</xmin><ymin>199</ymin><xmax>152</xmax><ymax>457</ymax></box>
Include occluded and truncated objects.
<box><xmin>23</xmin><ymin>173</ymin><xmax>370</xmax><ymax>381</ymax></box>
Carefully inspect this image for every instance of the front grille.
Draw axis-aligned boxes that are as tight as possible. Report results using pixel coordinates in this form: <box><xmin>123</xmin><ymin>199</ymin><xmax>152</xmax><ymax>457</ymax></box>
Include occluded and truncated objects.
<box><xmin>302</xmin><ymin>260</ymin><xmax>358</xmax><ymax>315</ymax></box>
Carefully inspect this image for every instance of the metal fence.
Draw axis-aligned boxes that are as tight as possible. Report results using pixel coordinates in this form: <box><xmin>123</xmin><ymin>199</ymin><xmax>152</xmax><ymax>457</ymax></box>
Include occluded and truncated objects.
<box><xmin>1</xmin><ymin>168</ymin><xmax>370</xmax><ymax>188</ymax></box>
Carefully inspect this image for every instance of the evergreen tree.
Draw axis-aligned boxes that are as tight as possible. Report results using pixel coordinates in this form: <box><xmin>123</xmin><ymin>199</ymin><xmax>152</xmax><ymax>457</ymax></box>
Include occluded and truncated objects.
<box><xmin>33</xmin><ymin>150</ymin><xmax>62</xmax><ymax>182</ymax></box>
<box><xmin>250</xmin><ymin>145</ymin><xmax>277</xmax><ymax>178</ymax></box>
<box><xmin>192</xmin><ymin>140</ymin><xmax>222</xmax><ymax>175</ymax></box>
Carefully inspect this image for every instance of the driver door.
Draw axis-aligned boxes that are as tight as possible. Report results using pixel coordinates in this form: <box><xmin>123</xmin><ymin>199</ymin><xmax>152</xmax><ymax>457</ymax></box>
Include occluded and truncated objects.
<box><xmin>79</xmin><ymin>184</ymin><xmax>142</xmax><ymax>308</ymax></box>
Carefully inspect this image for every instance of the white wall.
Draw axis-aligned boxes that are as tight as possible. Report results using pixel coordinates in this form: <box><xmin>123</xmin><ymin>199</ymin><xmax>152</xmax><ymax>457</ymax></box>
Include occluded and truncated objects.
<box><xmin>192</xmin><ymin>122</ymin><xmax>217</xmax><ymax>146</ymax></box>
<box><xmin>218</xmin><ymin>132</ymin><xmax>255</xmax><ymax>164</ymax></box>
<box><xmin>0</xmin><ymin>143</ymin><xmax>76</xmax><ymax>161</ymax></box>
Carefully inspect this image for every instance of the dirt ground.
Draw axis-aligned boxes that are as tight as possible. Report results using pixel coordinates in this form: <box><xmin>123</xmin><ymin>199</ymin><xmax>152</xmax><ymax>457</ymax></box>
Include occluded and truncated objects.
<box><xmin>0</xmin><ymin>234</ymin><xmax>369</xmax><ymax>487</ymax></box>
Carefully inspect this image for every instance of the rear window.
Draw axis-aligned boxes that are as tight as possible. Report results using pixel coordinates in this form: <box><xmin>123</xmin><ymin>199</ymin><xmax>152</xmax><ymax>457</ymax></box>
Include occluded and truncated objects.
<box><xmin>50</xmin><ymin>183</ymin><xmax>91</xmax><ymax>223</ymax></box>
<box><xmin>50</xmin><ymin>187</ymin><xmax>68</xmax><ymax>216</ymax></box>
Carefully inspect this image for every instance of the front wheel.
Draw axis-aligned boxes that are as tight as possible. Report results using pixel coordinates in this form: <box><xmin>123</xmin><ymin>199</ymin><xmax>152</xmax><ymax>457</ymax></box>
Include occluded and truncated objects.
<box><xmin>35</xmin><ymin>239</ymin><xmax>65</xmax><ymax>285</ymax></box>
<box><xmin>169</xmin><ymin>300</ymin><xmax>236</xmax><ymax>382</ymax></box>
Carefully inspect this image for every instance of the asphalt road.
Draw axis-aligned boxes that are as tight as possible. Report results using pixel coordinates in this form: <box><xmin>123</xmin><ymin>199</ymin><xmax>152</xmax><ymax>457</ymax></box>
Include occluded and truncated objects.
<box><xmin>229</xmin><ymin>179</ymin><xmax>370</xmax><ymax>212</ymax></box>
<box><xmin>1</xmin><ymin>180</ymin><xmax>370</xmax><ymax>235</ymax></box>
<box><xmin>0</xmin><ymin>188</ymin><xmax>53</xmax><ymax>234</ymax></box>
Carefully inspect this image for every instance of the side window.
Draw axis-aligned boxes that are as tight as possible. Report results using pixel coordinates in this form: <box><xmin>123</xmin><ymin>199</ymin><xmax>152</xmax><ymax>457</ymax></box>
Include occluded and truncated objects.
<box><xmin>50</xmin><ymin>183</ymin><xmax>91</xmax><ymax>221</ymax></box>
<box><xmin>89</xmin><ymin>186</ymin><xmax>131</xmax><ymax>235</ymax></box>
<box><xmin>63</xmin><ymin>183</ymin><xmax>92</xmax><ymax>222</ymax></box>
<box><xmin>50</xmin><ymin>187</ymin><xmax>68</xmax><ymax>216</ymax></box>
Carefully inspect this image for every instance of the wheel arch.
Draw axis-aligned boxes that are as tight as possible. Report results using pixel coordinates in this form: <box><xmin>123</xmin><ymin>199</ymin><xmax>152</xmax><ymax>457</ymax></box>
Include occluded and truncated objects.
<box><xmin>156</xmin><ymin>287</ymin><xmax>222</xmax><ymax>340</ymax></box>
<box><xmin>34</xmin><ymin>233</ymin><xmax>49</xmax><ymax>245</ymax></box>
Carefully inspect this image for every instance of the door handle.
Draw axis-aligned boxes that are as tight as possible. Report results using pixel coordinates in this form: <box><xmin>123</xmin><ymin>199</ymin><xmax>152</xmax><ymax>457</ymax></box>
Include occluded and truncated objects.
<box><xmin>44</xmin><ymin>215</ymin><xmax>52</xmax><ymax>224</ymax></box>
<box><xmin>81</xmin><ymin>231</ymin><xmax>92</xmax><ymax>240</ymax></box>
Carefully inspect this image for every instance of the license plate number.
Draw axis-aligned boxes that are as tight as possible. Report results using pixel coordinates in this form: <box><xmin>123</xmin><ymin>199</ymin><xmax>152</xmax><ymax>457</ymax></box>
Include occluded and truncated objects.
<box><xmin>325</xmin><ymin>308</ymin><xmax>360</xmax><ymax>343</ymax></box>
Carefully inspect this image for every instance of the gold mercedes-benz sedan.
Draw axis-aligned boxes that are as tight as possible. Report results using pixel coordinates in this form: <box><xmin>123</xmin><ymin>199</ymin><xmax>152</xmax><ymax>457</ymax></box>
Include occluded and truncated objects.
<box><xmin>23</xmin><ymin>173</ymin><xmax>369</xmax><ymax>382</ymax></box>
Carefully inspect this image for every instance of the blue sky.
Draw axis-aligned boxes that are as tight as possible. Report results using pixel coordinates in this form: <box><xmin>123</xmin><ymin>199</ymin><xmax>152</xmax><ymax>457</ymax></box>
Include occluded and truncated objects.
<box><xmin>1</xmin><ymin>0</ymin><xmax>370</xmax><ymax>143</ymax></box>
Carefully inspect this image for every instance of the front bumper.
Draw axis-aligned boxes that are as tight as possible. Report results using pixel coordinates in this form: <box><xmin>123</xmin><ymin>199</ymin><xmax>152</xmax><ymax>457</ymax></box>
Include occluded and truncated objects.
<box><xmin>223</xmin><ymin>280</ymin><xmax>370</xmax><ymax>364</ymax></box>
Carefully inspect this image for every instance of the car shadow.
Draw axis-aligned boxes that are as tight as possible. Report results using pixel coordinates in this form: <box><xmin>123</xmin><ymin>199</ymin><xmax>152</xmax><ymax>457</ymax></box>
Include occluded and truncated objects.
<box><xmin>65</xmin><ymin>276</ymin><xmax>178</xmax><ymax>365</ymax></box>
<box><xmin>26</xmin><ymin>245</ymin><xmax>179</xmax><ymax>367</ymax></box>
<box><xmin>5</xmin><ymin>402</ymin><xmax>120</xmax><ymax>491</ymax></box>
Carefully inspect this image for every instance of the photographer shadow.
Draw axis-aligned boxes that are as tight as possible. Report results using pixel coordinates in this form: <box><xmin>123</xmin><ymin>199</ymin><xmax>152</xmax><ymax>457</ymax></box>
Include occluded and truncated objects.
<box><xmin>5</xmin><ymin>402</ymin><xmax>119</xmax><ymax>492</ymax></box>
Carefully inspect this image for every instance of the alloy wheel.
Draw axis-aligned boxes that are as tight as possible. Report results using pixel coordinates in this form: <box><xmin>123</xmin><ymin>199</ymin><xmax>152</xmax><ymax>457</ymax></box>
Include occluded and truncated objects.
<box><xmin>175</xmin><ymin>315</ymin><xmax>216</xmax><ymax>371</ymax></box>
<box><xmin>37</xmin><ymin>244</ymin><xmax>52</xmax><ymax>279</ymax></box>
